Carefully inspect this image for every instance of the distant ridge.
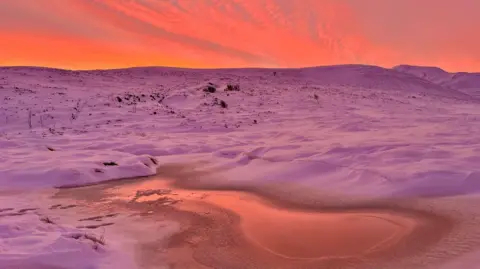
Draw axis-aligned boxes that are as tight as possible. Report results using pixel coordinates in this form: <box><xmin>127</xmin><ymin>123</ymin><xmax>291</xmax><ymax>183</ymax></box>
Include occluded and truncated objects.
<box><xmin>1</xmin><ymin>64</ymin><xmax>479</xmax><ymax>99</ymax></box>
<box><xmin>394</xmin><ymin>65</ymin><xmax>480</xmax><ymax>97</ymax></box>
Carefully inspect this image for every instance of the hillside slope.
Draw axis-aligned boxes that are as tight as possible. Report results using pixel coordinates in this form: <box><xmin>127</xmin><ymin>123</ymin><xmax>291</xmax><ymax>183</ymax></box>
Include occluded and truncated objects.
<box><xmin>394</xmin><ymin>65</ymin><xmax>480</xmax><ymax>97</ymax></box>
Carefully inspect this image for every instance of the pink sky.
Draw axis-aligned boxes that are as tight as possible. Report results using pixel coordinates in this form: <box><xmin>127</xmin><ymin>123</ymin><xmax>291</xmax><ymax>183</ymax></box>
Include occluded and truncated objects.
<box><xmin>0</xmin><ymin>0</ymin><xmax>479</xmax><ymax>71</ymax></box>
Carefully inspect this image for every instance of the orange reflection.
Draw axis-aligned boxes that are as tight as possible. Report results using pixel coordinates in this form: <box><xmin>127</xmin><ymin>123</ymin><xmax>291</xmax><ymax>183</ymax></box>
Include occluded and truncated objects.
<box><xmin>107</xmin><ymin>178</ymin><xmax>416</xmax><ymax>259</ymax></box>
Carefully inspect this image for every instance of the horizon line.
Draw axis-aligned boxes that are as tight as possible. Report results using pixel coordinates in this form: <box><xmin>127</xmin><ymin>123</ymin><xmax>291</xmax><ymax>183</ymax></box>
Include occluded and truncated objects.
<box><xmin>0</xmin><ymin>63</ymin><xmax>474</xmax><ymax>74</ymax></box>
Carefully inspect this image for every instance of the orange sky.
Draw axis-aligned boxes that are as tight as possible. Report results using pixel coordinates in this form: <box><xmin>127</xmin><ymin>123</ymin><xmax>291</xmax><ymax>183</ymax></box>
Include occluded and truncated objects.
<box><xmin>1</xmin><ymin>0</ymin><xmax>479</xmax><ymax>71</ymax></box>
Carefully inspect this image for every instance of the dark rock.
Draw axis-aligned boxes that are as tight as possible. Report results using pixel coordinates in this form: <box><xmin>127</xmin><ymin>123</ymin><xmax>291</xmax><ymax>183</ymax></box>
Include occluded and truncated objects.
<box><xmin>219</xmin><ymin>100</ymin><xmax>228</xmax><ymax>108</ymax></box>
<box><xmin>203</xmin><ymin>86</ymin><xmax>216</xmax><ymax>93</ymax></box>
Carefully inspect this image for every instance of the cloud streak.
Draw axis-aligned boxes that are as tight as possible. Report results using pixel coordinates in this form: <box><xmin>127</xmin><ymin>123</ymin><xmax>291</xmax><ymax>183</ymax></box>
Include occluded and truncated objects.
<box><xmin>0</xmin><ymin>0</ymin><xmax>479</xmax><ymax>71</ymax></box>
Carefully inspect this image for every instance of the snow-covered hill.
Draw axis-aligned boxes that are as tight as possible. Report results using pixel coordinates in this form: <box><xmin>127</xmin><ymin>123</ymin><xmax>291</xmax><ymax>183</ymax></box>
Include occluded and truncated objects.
<box><xmin>394</xmin><ymin>64</ymin><xmax>480</xmax><ymax>97</ymax></box>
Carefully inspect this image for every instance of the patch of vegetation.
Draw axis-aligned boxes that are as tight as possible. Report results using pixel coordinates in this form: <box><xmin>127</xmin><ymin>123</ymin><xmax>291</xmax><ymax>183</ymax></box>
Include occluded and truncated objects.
<box><xmin>71</xmin><ymin>99</ymin><xmax>87</xmax><ymax>121</ymax></box>
<box><xmin>225</xmin><ymin>84</ymin><xmax>240</xmax><ymax>91</ymax></box>
<box><xmin>40</xmin><ymin>216</ymin><xmax>55</xmax><ymax>224</ymax></box>
<box><xmin>69</xmin><ymin>232</ymin><xmax>106</xmax><ymax>251</ymax></box>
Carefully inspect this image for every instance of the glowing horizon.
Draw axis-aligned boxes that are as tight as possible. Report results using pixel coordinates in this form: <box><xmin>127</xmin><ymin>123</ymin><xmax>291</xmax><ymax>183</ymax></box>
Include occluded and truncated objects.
<box><xmin>1</xmin><ymin>0</ymin><xmax>479</xmax><ymax>72</ymax></box>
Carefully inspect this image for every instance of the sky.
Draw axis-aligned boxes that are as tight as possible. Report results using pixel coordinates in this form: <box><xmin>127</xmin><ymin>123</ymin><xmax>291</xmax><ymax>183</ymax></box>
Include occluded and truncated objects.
<box><xmin>0</xmin><ymin>0</ymin><xmax>479</xmax><ymax>71</ymax></box>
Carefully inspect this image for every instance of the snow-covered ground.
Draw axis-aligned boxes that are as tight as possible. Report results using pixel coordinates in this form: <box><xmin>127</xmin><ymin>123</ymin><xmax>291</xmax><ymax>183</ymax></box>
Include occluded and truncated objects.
<box><xmin>1</xmin><ymin>64</ymin><xmax>480</xmax><ymax>268</ymax></box>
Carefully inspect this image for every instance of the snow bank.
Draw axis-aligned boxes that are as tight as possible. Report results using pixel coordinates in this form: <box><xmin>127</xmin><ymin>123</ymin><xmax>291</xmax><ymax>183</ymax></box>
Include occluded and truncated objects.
<box><xmin>0</xmin><ymin>147</ymin><xmax>159</xmax><ymax>189</ymax></box>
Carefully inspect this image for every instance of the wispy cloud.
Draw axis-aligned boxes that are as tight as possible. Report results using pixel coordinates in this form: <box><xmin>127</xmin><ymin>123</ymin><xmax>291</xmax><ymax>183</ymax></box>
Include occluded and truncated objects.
<box><xmin>0</xmin><ymin>0</ymin><xmax>479</xmax><ymax>71</ymax></box>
